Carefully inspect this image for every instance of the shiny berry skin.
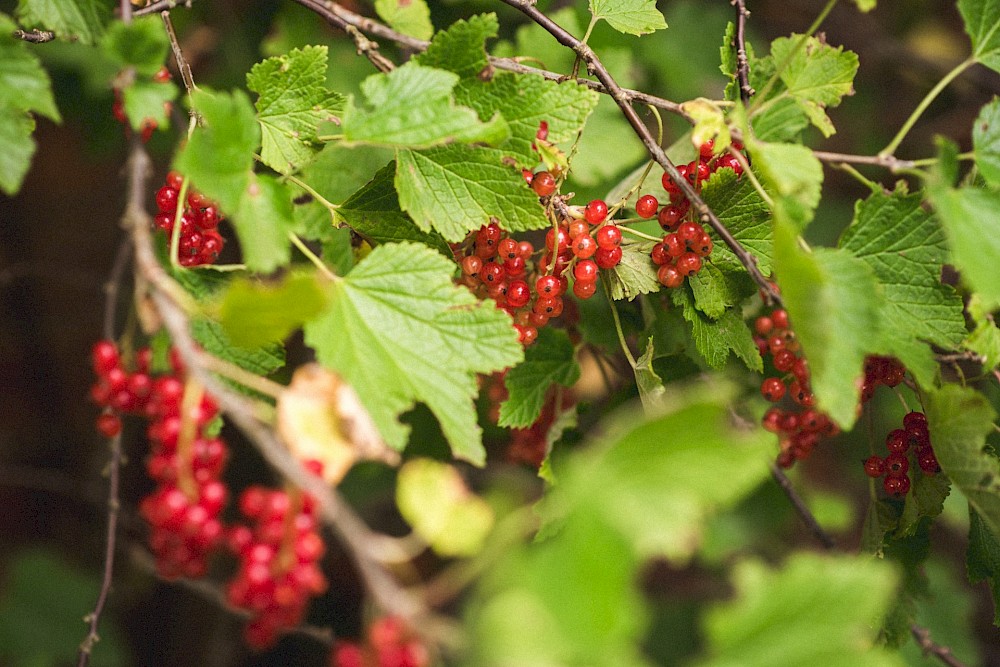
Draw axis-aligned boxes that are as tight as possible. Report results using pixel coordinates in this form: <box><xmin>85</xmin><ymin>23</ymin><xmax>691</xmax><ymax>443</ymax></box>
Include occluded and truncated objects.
<box><xmin>885</xmin><ymin>429</ymin><xmax>908</xmax><ymax>453</ymax></box>
<box><xmin>771</xmin><ymin>309</ymin><xmax>790</xmax><ymax>330</ymax></box>
<box><xmin>714</xmin><ymin>153</ymin><xmax>744</xmax><ymax>175</ymax></box>
<box><xmin>903</xmin><ymin>411</ymin><xmax>927</xmax><ymax>430</ymax></box>
<box><xmin>531</xmin><ymin>171</ymin><xmax>556</xmax><ymax>197</ymax></box>
<box><xmin>675</xmin><ymin>252</ymin><xmax>702</xmax><ymax>277</ymax></box>
<box><xmin>699</xmin><ymin>140</ymin><xmax>716</xmax><ymax>159</ymax></box>
<box><xmin>573</xmin><ymin>259</ymin><xmax>599</xmax><ymax>283</ymax></box>
<box><xmin>754</xmin><ymin>316</ymin><xmax>773</xmax><ymax>336</ymax></box>
<box><xmin>885</xmin><ymin>452</ymin><xmax>909</xmax><ymax>476</ymax></box>
<box><xmin>677</xmin><ymin>221</ymin><xmax>702</xmax><ymax>247</ymax></box>
<box><xmin>772</xmin><ymin>349</ymin><xmax>796</xmax><ymax>373</ymax></box>
<box><xmin>657</xmin><ymin>264</ymin><xmax>684</xmax><ymax>288</ymax></box>
<box><xmin>568</xmin><ymin>220</ymin><xmax>589</xmax><ymax>239</ymax></box>
<box><xmin>692</xmin><ymin>232</ymin><xmax>713</xmax><ymax>257</ymax></box>
<box><xmin>636</xmin><ymin>194</ymin><xmax>659</xmax><ymax>219</ymax></box>
<box><xmin>595</xmin><ymin>225</ymin><xmax>622</xmax><ymax>250</ymax></box>
<box><xmin>545</xmin><ymin>227</ymin><xmax>570</xmax><ymax>253</ymax></box>
<box><xmin>584</xmin><ymin>199</ymin><xmax>609</xmax><ymax>224</ymax></box>
<box><xmin>572</xmin><ymin>234</ymin><xmax>597</xmax><ymax>259</ymax></box>
<box><xmin>506</xmin><ymin>280</ymin><xmax>531</xmax><ymax>308</ymax></box>
<box><xmin>573</xmin><ymin>280</ymin><xmax>597</xmax><ymax>299</ymax></box>
<box><xmin>156</xmin><ymin>186</ymin><xmax>179</xmax><ymax>213</ymax></box>
<box><xmin>461</xmin><ymin>255</ymin><xmax>482</xmax><ymax>278</ymax></box>
<box><xmin>864</xmin><ymin>455</ymin><xmax>886</xmax><ymax>478</ymax></box>
<box><xmin>536</xmin><ymin>274</ymin><xmax>562</xmax><ymax>296</ymax></box>
<box><xmin>917</xmin><ymin>447</ymin><xmax>940</xmax><ymax>474</ymax></box>
<box><xmin>595</xmin><ymin>246</ymin><xmax>623</xmax><ymax>269</ymax></box>
<box><xmin>761</xmin><ymin>377</ymin><xmax>786</xmax><ymax>402</ymax></box>
<box><xmin>92</xmin><ymin>340</ymin><xmax>120</xmax><ymax>376</ymax></box>
<box><xmin>650</xmin><ymin>243</ymin><xmax>671</xmax><ymax>266</ymax></box>
<box><xmin>662</xmin><ymin>233</ymin><xmax>685</xmax><ymax>258</ymax></box>
<box><xmin>883</xmin><ymin>473</ymin><xmax>910</xmax><ymax>497</ymax></box>
<box><xmin>657</xmin><ymin>205</ymin><xmax>684</xmax><ymax>230</ymax></box>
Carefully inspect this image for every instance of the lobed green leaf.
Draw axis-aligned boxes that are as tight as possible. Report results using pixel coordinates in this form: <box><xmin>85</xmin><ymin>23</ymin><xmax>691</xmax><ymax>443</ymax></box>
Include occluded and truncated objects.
<box><xmin>607</xmin><ymin>239</ymin><xmax>660</xmax><ymax>301</ymax></box>
<box><xmin>959</xmin><ymin>0</ymin><xmax>1000</xmax><ymax>72</ymax></box>
<box><xmin>929</xmin><ymin>186</ymin><xmax>1000</xmax><ymax>308</ymax></box>
<box><xmin>671</xmin><ymin>287</ymin><xmax>763</xmax><ymax>372</ymax></box>
<box><xmin>973</xmin><ymin>97</ymin><xmax>1000</xmax><ymax>186</ymax></box>
<box><xmin>0</xmin><ymin>13</ymin><xmax>60</xmax><ymax>122</ymax></box>
<box><xmin>589</xmin><ymin>0</ymin><xmax>667</xmax><ymax>36</ymax></box>
<box><xmin>499</xmin><ymin>328</ymin><xmax>580</xmax><ymax>428</ymax></box>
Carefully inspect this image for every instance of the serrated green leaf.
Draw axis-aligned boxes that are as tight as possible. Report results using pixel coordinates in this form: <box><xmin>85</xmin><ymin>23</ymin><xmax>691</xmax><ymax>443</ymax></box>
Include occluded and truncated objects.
<box><xmin>839</xmin><ymin>190</ymin><xmax>967</xmax><ymax>387</ymax></box>
<box><xmin>700</xmin><ymin>167</ymin><xmax>773</xmax><ymax>274</ymax></box>
<box><xmin>247</xmin><ymin>46</ymin><xmax>345</xmax><ymax>175</ymax></box>
<box><xmin>861</xmin><ymin>499</ymin><xmax>899</xmax><ymax>557</ymax></box>
<box><xmin>749</xmin><ymin>96</ymin><xmax>811</xmax><ymax>143</ymax></box>
<box><xmin>304</xmin><ymin>243</ymin><xmax>522</xmax><ymax>464</ymax></box>
<box><xmin>191</xmin><ymin>318</ymin><xmax>285</xmax><ymax>377</ymax></box>
<box><xmin>930</xmin><ymin>186</ymin><xmax>1000</xmax><ymax>308</ymax></box>
<box><xmin>218</xmin><ymin>272</ymin><xmax>329</xmax><ymax>348</ymax></box>
<box><xmin>458</xmin><ymin>73</ymin><xmax>600</xmax><ymax>168</ymax></box>
<box><xmin>897</xmin><ymin>471</ymin><xmax>951</xmax><ymax>537</ymax></box>
<box><xmin>634</xmin><ymin>337</ymin><xmax>665</xmax><ymax>410</ymax></box>
<box><xmin>233</xmin><ymin>173</ymin><xmax>295</xmax><ymax>273</ymax></box>
<box><xmin>774</xmin><ymin>224</ymin><xmax>880</xmax><ymax>428</ymax></box>
<box><xmin>374</xmin><ymin>0</ymin><xmax>433</xmax><ymax>40</ymax></box>
<box><xmin>749</xmin><ymin>140</ymin><xmax>823</xmax><ymax>230</ymax></box>
<box><xmin>720</xmin><ymin>21</ymin><xmax>739</xmax><ymax>101</ymax></box>
<box><xmin>966</xmin><ymin>294</ymin><xmax>1000</xmax><ymax>370</ymax></box>
<box><xmin>397</xmin><ymin>459</ymin><xmax>494</xmax><ymax>557</ymax></box>
<box><xmin>697</xmin><ymin>554</ymin><xmax>902</xmax><ymax>667</ymax></box>
<box><xmin>336</xmin><ymin>162</ymin><xmax>451</xmax><ymax>256</ymax></box>
<box><xmin>395</xmin><ymin>144</ymin><xmax>547</xmax><ymax>242</ymax></box>
<box><xmin>968</xmin><ymin>508</ymin><xmax>1000</xmax><ymax>625</ymax></box>
<box><xmin>99</xmin><ymin>15</ymin><xmax>169</xmax><ymax>76</ymax></box>
<box><xmin>417</xmin><ymin>13</ymin><xmax>496</xmax><ymax>78</ymax></box>
<box><xmin>122</xmin><ymin>78</ymin><xmax>176</xmax><ymax>130</ymax></box>
<box><xmin>671</xmin><ymin>287</ymin><xmax>763</xmax><ymax>372</ymax></box>
<box><xmin>589</xmin><ymin>0</ymin><xmax>667</xmax><ymax>36</ymax></box>
<box><xmin>688</xmin><ymin>261</ymin><xmax>751</xmax><ymax>320</ymax></box>
<box><xmin>0</xmin><ymin>15</ymin><xmax>59</xmax><ymax>122</ymax></box>
<box><xmin>973</xmin><ymin>97</ymin><xmax>1000</xmax><ymax>185</ymax></box>
<box><xmin>173</xmin><ymin>88</ymin><xmax>259</xmax><ymax>214</ymax></box>
<box><xmin>769</xmin><ymin>35</ymin><xmax>858</xmax><ymax>137</ymax></box>
<box><xmin>341</xmin><ymin>62</ymin><xmax>508</xmax><ymax>149</ymax></box>
<box><xmin>607</xmin><ymin>239</ymin><xmax>660</xmax><ymax>301</ymax></box>
<box><xmin>0</xmin><ymin>105</ymin><xmax>35</xmax><ymax>196</ymax></box>
<box><xmin>959</xmin><ymin>0</ymin><xmax>1000</xmax><ymax>72</ymax></box>
<box><xmin>15</xmin><ymin>0</ymin><xmax>108</xmax><ymax>44</ymax></box>
<box><xmin>925</xmin><ymin>385</ymin><xmax>1000</xmax><ymax>538</ymax></box>
<box><xmin>499</xmin><ymin>328</ymin><xmax>580</xmax><ymax>428</ymax></box>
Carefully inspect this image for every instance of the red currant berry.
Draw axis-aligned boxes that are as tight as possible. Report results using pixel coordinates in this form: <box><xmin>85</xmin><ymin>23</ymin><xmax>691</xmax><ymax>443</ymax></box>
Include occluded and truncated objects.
<box><xmin>657</xmin><ymin>205</ymin><xmax>684</xmax><ymax>231</ymax></box>
<box><xmin>692</xmin><ymin>232</ymin><xmax>713</xmax><ymax>257</ymax></box>
<box><xmin>650</xmin><ymin>243</ymin><xmax>671</xmax><ymax>266</ymax></box>
<box><xmin>885</xmin><ymin>452</ymin><xmax>909</xmax><ymax>476</ymax></box>
<box><xmin>96</xmin><ymin>411</ymin><xmax>122</xmax><ymax>438</ymax></box>
<box><xmin>156</xmin><ymin>186</ymin><xmax>179</xmax><ymax>214</ymax></box>
<box><xmin>883</xmin><ymin>473</ymin><xmax>910</xmax><ymax>497</ymax></box>
<box><xmin>567</xmin><ymin>220</ymin><xmax>589</xmax><ymax>240</ymax></box>
<box><xmin>532</xmin><ymin>171</ymin><xmax>556</xmax><ymax>197</ymax></box>
<box><xmin>636</xmin><ymin>194</ymin><xmax>658</xmax><ymax>219</ymax></box>
<box><xmin>573</xmin><ymin>280</ymin><xmax>597</xmax><ymax>299</ymax></box>
<box><xmin>506</xmin><ymin>280</ymin><xmax>531</xmax><ymax>308</ymax></box>
<box><xmin>662</xmin><ymin>233</ymin><xmax>685</xmax><ymax>258</ymax></box>
<box><xmin>754</xmin><ymin>316</ymin><xmax>773</xmax><ymax>336</ymax></box>
<box><xmin>886</xmin><ymin>429</ymin><xmax>908</xmax><ymax>453</ymax></box>
<box><xmin>536</xmin><ymin>274</ymin><xmax>562</xmax><ymax>296</ymax></box>
<box><xmin>772</xmin><ymin>349</ymin><xmax>797</xmax><ymax>373</ymax></box>
<box><xmin>92</xmin><ymin>340</ymin><xmax>120</xmax><ymax>376</ymax></box>
<box><xmin>584</xmin><ymin>199</ymin><xmax>609</xmax><ymax>224</ymax></box>
<box><xmin>572</xmin><ymin>234</ymin><xmax>597</xmax><ymax>259</ymax></box>
<box><xmin>762</xmin><ymin>407</ymin><xmax>783</xmax><ymax>432</ymax></box>
<box><xmin>545</xmin><ymin>227</ymin><xmax>570</xmax><ymax>253</ymax></box>
<box><xmin>461</xmin><ymin>255</ymin><xmax>482</xmax><ymax>278</ymax></box>
<box><xmin>714</xmin><ymin>153</ymin><xmax>744</xmax><ymax>175</ymax></box>
<box><xmin>761</xmin><ymin>377</ymin><xmax>786</xmax><ymax>402</ymax></box>
<box><xmin>675</xmin><ymin>252</ymin><xmax>702</xmax><ymax>277</ymax></box>
<box><xmin>917</xmin><ymin>447</ymin><xmax>940</xmax><ymax>474</ymax></box>
<box><xmin>677</xmin><ymin>221</ymin><xmax>702</xmax><ymax>248</ymax></box>
<box><xmin>573</xmin><ymin>259</ymin><xmax>599</xmax><ymax>283</ymax></box>
<box><xmin>595</xmin><ymin>225</ymin><xmax>622</xmax><ymax>250</ymax></box>
<box><xmin>699</xmin><ymin>139</ymin><xmax>716</xmax><ymax>159</ymax></box>
<box><xmin>657</xmin><ymin>264</ymin><xmax>684</xmax><ymax>289</ymax></box>
<box><xmin>595</xmin><ymin>246</ymin><xmax>623</xmax><ymax>269</ymax></box>
<box><xmin>864</xmin><ymin>455</ymin><xmax>886</xmax><ymax>478</ymax></box>
<box><xmin>903</xmin><ymin>411</ymin><xmax>927</xmax><ymax>431</ymax></box>
<box><xmin>771</xmin><ymin>309</ymin><xmax>790</xmax><ymax>330</ymax></box>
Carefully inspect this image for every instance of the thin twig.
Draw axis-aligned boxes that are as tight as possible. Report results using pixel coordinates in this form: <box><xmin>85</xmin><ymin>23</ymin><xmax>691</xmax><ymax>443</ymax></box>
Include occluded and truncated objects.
<box><xmin>496</xmin><ymin>0</ymin><xmax>781</xmax><ymax>306</ymax></box>
<box><xmin>13</xmin><ymin>28</ymin><xmax>55</xmax><ymax>43</ymax></box>
<box><xmin>133</xmin><ymin>0</ymin><xmax>192</xmax><ymax>17</ymax></box>
<box><xmin>769</xmin><ymin>463</ymin><xmax>837</xmax><ymax>549</ymax></box>
<box><xmin>732</xmin><ymin>0</ymin><xmax>755</xmax><ymax>105</ymax></box>
<box><xmin>910</xmin><ymin>624</ymin><xmax>968</xmax><ymax>667</ymax></box>
<box><xmin>812</xmin><ymin>151</ymin><xmax>917</xmax><ymax>171</ymax></box>
<box><xmin>102</xmin><ymin>240</ymin><xmax>133</xmax><ymax>341</ymax></box>
<box><xmin>161</xmin><ymin>11</ymin><xmax>196</xmax><ymax>97</ymax></box>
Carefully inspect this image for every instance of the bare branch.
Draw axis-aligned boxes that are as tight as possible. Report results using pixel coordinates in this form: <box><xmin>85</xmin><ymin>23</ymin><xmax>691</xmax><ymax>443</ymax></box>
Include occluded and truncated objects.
<box><xmin>910</xmin><ymin>624</ymin><xmax>969</xmax><ymax>667</ymax></box>
<box><xmin>133</xmin><ymin>0</ymin><xmax>193</xmax><ymax>17</ymax></box>
<box><xmin>732</xmin><ymin>0</ymin><xmax>755</xmax><ymax>105</ymax></box>
<box><xmin>769</xmin><ymin>463</ymin><xmax>837</xmax><ymax>549</ymax></box>
<box><xmin>13</xmin><ymin>28</ymin><xmax>55</xmax><ymax>43</ymax></box>
<box><xmin>161</xmin><ymin>12</ymin><xmax>197</xmax><ymax>97</ymax></box>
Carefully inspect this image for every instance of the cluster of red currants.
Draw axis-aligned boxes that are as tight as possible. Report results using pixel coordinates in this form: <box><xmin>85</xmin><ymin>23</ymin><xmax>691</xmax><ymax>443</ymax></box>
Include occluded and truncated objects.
<box><xmin>226</xmin><ymin>471</ymin><xmax>329</xmax><ymax>649</ymax></box>
<box><xmin>112</xmin><ymin>66</ymin><xmax>173</xmax><ymax>143</ymax></box>
<box><xmin>860</xmin><ymin>355</ymin><xmax>906</xmax><ymax>402</ymax></box>
<box><xmin>642</xmin><ymin>140</ymin><xmax>745</xmax><ymax>289</ymax></box>
<box><xmin>331</xmin><ymin>615</ymin><xmax>429</xmax><ymax>667</ymax></box>
<box><xmin>482</xmin><ymin>372</ymin><xmax>575</xmax><ymax>468</ymax></box>
<box><xmin>864</xmin><ymin>411</ymin><xmax>940</xmax><ymax>497</ymax></box>
<box><xmin>153</xmin><ymin>171</ymin><xmax>226</xmax><ymax>266</ymax></box>
<box><xmin>754</xmin><ymin>308</ymin><xmax>839</xmax><ymax>468</ymax></box>
<box><xmin>90</xmin><ymin>340</ymin><xmax>230</xmax><ymax>579</ymax></box>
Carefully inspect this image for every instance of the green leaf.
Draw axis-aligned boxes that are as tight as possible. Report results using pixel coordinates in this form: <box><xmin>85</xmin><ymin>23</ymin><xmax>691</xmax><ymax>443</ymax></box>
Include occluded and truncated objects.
<box><xmin>925</xmin><ymin>385</ymin><xmax>1000</xmax><ymax>537</ymax></box>
<box><xmin>374</xmin><ymin>0</ymin><xmax>433</xmax><ymax>40</ymax></box>
<box><xmin>959</xmin><ymin>0</ymin><xmax>1000</xmax><ymax>71</ymax></box>
<box><xmin>247</xmin><ymin>46</ymin><xmax>345</xmax><ymax>174</ymax></box>
<box><xmin>930</xmin><ymin>186</ymin><xmax>1000</xmax><ymax>308</ymax></box>
<box><xmin>416</xmin><ymin>13</ymin><xmax>496</xmax><ymax>78</ymax></box>
<box><xmin>304</xmin><ymin>243</ymin><xmax>523</xmax><ymax>464</ymax></box>
<box><xmin>672</xmin><ymin>288</ymin><xmax>763</xmax><ymax>372</ymax></box>
<box><xmin>0</xmin><ymin>14</ymin><xmax>59</xmax><ymax>121</ymax></box>
<box><xmin>634</xmin><ymin>337</ymin><xmax>666</xmax><ymax>410</ymax></box>
<box><xmin>336</xmin><ymin>162</ymin><xmax>452</xmax><ymax>256</ymax></box>
<box><xmin>607</xmin><ymin>239</ymin><xmax>660</xmax><ymax>301</ymax></box>
<box><xmin>839</xmin><ymin>190</ymin><xmax>967</xmax><ymax>387</ymax></box>
<box><xmin>395</xmin><ymin>145</ymin><xmax>548</xmax><ymax>242</ymax></box>
<box><xmin>688</xmin><ymin>261</ymin><xmax>752</xmax><ymax>320</ymax></box>
<box><xmin>589</xmin><ymin>0</ymin><xmax>667</xmax><ymax>36</ymax></box>
<box><xmin>122</xmin><ymin>78</ymin><xmax>177</xmax><ymax>130</ymax></box>
<box><xmin>499</xmin><ymin>328</ymin><xmax>580</xmax><ymax>428</ymax></box>
<box><xmin>966</xmin><ymin>294</ymin><xmax>1000</xmax><ymax>370</ymax></box>
<box><xmin>15</xmin><ymin>0</ymin><xmax>108</xmax><ymax>44</ymax></box>
<box><xmin>748</xmin><ymin>140</ymin><xmax>823</xmax><ymax>230</ymax></box>
<box><xmin>0</xmin><ymin>105</ymin><xmax>35</xmax><ymax>196</ymax></box>
<box><xmin>218</xmin><ymin>271</ymin><xmax>329</xmax><ymax>348</ymax></box>
<box><xmin>769</xmin><ymin>35</ymin><xmax>858</xmax><ymax>137</ymax></box>
<box><xmin>341</xmin><ymin>62</ymin><xmax>508</xmax><ymax>149</ymax></box>
<box><xmin>851</xmin><ymin>0</ymin><xmax>877</xmax><ymax>11</ymax></box>
<box><xmin>697</xmin><ymin>553</ymin><xmax>902</xmax><ymax>667</ymax></box>
<box><xmin>774</xmin><ymin>223</ymin><xmax>880</xmax><ymax>428</ymax></box>
<box><xmin>0</xmin><ymin>548</ymin><xmax>126</xmax><ymax>667</ymax></box>
<box><xmin>458</xmin><ymin>73</ymin><xmax>600</xmax><ymax>168</ymax></box>
<box><xmin>173</xmin><ymin>88</ymin><xmax>259</xmax><ymax>214</ymax></box>
<box><xmin>700</xmin><ymin>167</ymin><xmax>773</xmax><ymax>274</ymax></box>
<box><xmin>232</xmin><ymin>173</ymin><xmax>295</xmax><ymax>273</ymax></box>
<box><xmin>968</xmin><ymin>508</ymin><xmax>1000</xmax><ymax>625</ymax></box>
<box><xmin>191</xmin><ymin>318</ymin><xmax>285</xmax><ymax>377</ymax></box>
<box><xmin>396</xmin><ymin>458</ymin><xmax>494</xmax><ymax>557</ymax></box>
<box><xmin>897</xmin><ymin>470</ymin><xmax>951</xmax><ymax>537</ymax></box>
<box><xmin>973</xmin><ymin>97</ymin><xmax>1000</xmax><ymax>186</ymax></box>
<box><xmin>99</xmin><ymin>15</ymin><xmax>169</xmax><ymax>76</ymax></box>
<box><xmin>861</xmin><ymin>499</ymin><xmax>899</xmax><ymax>558</ymax></box>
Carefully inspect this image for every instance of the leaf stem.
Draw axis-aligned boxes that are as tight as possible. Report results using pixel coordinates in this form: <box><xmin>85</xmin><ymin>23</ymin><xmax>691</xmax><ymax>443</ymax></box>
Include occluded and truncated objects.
<box><xmin>879</xmin><ymin>57</ymin><xmax>976</xmax><ymax>158</ymax></box>
<box><xmin>289</xmin><ymin>232</ymin><xmax>339</xmax><ymax>281</ymax></box>
<box><xmin>169</xmin><ymin>176</ymin><xmax>191</xmax><ymax>270</ymax></box>
<box><xmin>620</xmin><ymin>226</ymin><xmax>661</xmax><ymax>242</ymax></box>
<box><xmin>284</xmin><ymin>170</ymin><xmax>340</xmax><ymax>217</ymax></box>
<box><xmin>604</xmin><ymin>281</ymin><xmax>637</xmax><ymax>370</ymax></box>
